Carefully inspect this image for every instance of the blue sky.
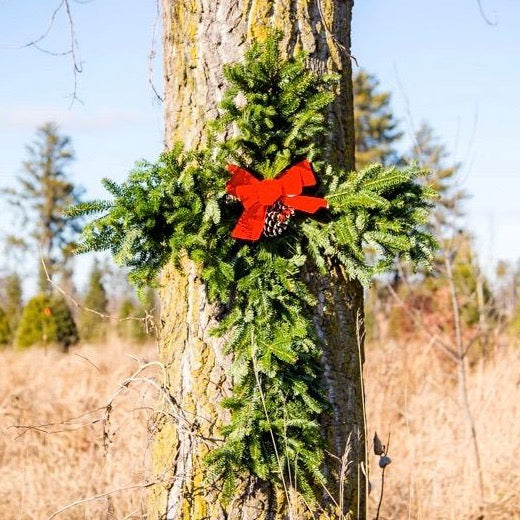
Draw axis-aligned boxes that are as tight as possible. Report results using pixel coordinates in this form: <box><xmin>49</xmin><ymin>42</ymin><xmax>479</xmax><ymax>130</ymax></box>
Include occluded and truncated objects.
<box><xmin>0</xmin><ymin>0</ymin><xmax>518</xmax><ymax>292</ymax></box>
<box><xmin>354</xmin><ymin>0</ymin><xmax>520</xmax><ymax>269</ymax></box>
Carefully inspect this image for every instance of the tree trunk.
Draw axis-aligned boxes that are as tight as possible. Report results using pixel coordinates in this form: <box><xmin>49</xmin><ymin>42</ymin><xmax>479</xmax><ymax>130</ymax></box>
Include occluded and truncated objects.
<box><xmin>150</xmin><ymin>1</ymin><xmax>367</xmax><ymax>519</ymax></box>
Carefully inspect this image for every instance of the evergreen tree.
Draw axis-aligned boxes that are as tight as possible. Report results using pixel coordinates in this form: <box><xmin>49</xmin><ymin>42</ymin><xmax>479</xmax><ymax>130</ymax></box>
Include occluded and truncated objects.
<box><xmin>449</xmin><ymin>231</ymin><xmax>491</xmax><ymax>329</ymax></box>
<box><xmin>0</xmin><ymin>273</ymin><xmax>23</xmax><ymax>342</ymax></box>
<box><xmin>79</xmin><ymin>259</ymin><xmax>108</xmax><ymax>342</ymax></box>
<box><xmin>15</xmin><ymin>293</ymin><xmax>79</xmax><ymax>351</ymax></box>
<box><xmin>3</xmin><ymin>122</ymin><xmax>84</xmax><ymax>293</ymax></box>
<box><xmin>0</xmin><ymin>307</ymin><xmax>11</xmax><ymax>346</ymax></box>
<box><xmin>353</xmin><ymin>69</ymin><xmax>402</xmax><ymax>169</ymax></box>
<box><xmin>406</xmin><ymin>122</ymin><xmax>465</xmax><ymax>234</ymax></box>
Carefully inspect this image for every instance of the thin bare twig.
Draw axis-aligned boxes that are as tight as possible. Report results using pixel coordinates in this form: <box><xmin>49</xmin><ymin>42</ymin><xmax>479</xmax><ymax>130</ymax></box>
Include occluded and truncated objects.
<box><xmin>476</xmin><ymin>0</ymin><xmax>498</xmax><ymax>26</ymax></box>
<box><xmin>74</xmin><ymin>352</ymin><xmax>102</xmax><ymax>372</ymax></box>
<box><xmin>12</xmin><ymin>423</ymin><xmax>97</xmax><ymax>439</ymax></box>
<box><xmin>148</xmin><ymin>0</ymin><xmax>164</xmax><ymax>103</ymax></box>
<box><xmin>63</xmin><ymin>0</ymin><xmax>83</xmax><ymax>105</ymax></box>
<box><xmin>9</xmin><ymin>407</ymin><xmax>105</xmax><ymax>439</ymax></box>
<box><xmin>46</xmin><ymin>481</ymin><xmax>157</xmax><ymax>520</ymax></box>
<box><xmin>444</xmin><ymin>248</ymin><xmax>485</xmax><ymax>513</ymax></box>
<box><xmin>22</xmin><ymin>0</ymin><xmax>84</xmax><ymax>104</ymax></box>
<box><xmin>21</xmin><ymin>1</ymin><xmax>66</xmax><ymax>50</ymax></box>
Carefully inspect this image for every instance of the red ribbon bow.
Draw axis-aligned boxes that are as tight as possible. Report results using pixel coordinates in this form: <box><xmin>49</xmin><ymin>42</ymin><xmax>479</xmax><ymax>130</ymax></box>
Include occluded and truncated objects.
<box><xmin>226</xmin><ymin>159</ymin><xmax>328</xmax><ymax>241</ymax></box>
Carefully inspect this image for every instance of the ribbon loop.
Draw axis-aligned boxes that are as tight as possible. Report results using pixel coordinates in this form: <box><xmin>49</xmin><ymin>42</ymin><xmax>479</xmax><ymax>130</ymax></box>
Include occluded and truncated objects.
<box><xmin>226</xmin><ymin>160</ymin><xmax>328</xmax><ymax>241</ymax></box>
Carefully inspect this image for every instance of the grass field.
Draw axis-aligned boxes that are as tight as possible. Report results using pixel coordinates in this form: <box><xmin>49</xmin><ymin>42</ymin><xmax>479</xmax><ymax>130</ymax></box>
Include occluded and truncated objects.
<box><xmin>365</xmin><ymin>338</ymin><xmax>520</xmax><ymax>519</ymax></box>
<box><xmin>1</xmin><ymin>337</ymin><xmax>519</xmax><ymax>519</ymax></box>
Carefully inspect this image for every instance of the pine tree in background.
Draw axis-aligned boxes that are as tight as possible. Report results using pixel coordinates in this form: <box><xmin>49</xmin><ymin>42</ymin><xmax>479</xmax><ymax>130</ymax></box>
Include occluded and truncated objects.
<box><xmin>15</xmin><ymin>294</ymin><xmax>79</xmax><ymax>351</ymax></box>
<box><xmin>0</xmin><ymin>273</ymin><xmax>23</xmax><ymax>343</ymax></box>
<box><xmin>0</xmin><ymin>307</ymin><xmax>11</xmax><ymax>346</ymax></box>
<box><xmin>445</xmin><ymin>231</ymin><xmax>492</xmax><ymax>336</ymax></box>
<box><xmin>79</xmin><ymin>259</ymin><xmax>108</xmax><ymax>343</ymax></box>
<box><xmin>407</xmin><ymin>122</ymin><xmax>465</xmax><ymax>234</ymax></box>
<box><xmin>2</xmin><ymin>122</ymin><xmax>84</xmax><ymax>293</ymax></box>
<box><xmin>353</xmin><ymin>69</ymin><xmax>402</xmax><ymax>169</ymax></box>
<box><xmin>48</xmin><ymin>295</ymin><xmax>80</xmax><ymax>351</ymax></box>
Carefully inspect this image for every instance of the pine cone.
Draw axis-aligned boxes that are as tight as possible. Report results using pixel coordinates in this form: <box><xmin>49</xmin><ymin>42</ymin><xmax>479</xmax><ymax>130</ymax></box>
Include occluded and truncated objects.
<box><xmin>263</xmin><ymin>200</ymin><xmax>294</xmax><ymax>237</ymax></box>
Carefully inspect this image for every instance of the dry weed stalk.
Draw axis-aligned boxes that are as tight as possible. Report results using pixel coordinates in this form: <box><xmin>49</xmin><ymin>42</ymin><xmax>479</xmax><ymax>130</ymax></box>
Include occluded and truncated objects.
<box><xmin>373</xmin><ymin>432</ymin><xmax>391</xmax><ymax>520</ymax></box>
<box><xmin>444</xmin><ymin>250</ymin><xmax>485</xmax><ymax>514</ymax></box>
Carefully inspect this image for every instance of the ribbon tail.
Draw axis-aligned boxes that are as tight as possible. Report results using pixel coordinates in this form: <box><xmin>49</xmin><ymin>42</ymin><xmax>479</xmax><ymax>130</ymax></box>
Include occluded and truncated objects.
<box><xmin>230</xmin><ymin>204</ymin><xmax>266</xmax><ymax>241</ymax></box>
<box><xmin>282</xmin><ymin>195</ymin><xmax>328</xmax><ymax>213</ymax></box>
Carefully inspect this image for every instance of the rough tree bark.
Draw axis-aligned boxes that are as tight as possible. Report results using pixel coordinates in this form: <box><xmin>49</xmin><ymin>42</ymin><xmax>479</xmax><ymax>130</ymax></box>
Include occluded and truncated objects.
<box><xmin>150</xmin><ymin>1</ymin><xmax>367</xmax><ymax>519</ymax></box>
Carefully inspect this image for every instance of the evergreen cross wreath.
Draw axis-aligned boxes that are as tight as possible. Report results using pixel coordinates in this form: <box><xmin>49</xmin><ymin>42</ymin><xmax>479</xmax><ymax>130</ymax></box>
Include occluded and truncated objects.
<box><xmin>69</xmin><ymin>33</ymin><xmax>437</xmax><ymax>502</ymax></box>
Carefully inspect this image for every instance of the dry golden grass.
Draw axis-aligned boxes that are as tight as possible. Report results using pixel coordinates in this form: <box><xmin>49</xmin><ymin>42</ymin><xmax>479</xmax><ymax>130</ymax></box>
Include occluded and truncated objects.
<box><xmin>1</xmin><ymin>336</ymin><xmax>519</xmax><ymax>519</ymax></box>
<box><xmin>0</xmin><ymin>338</ymin><xmax>158</xmax><ymax>520</ymax></box>
<box><xmin>365</xmin><ymin>338</ymin><xmax>520</xmax><ymax>519</ymax></box>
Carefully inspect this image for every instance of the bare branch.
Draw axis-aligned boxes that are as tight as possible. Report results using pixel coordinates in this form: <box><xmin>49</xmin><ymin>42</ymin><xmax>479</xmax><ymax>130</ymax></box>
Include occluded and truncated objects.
<box><xmin>9</xmin><ymin>407</ymin><xmax>105</xmax><ymax>439</ymax></box>
<box><xmin>39</xmin><ymin>255</ymin><xmax>160</xmax><ymax>341</ymax></box>
<box><xmin>21</xmin><ymin>0</ymin><xmax>66</xmax><ymax>50</ymax></box>
<box><xmin>316</xmin><ymin>0</ymin><xmax>358</xmax><ymax>66</ymax></box>
<box><xmin>46</xmin><ymin>481</ymin><xmax>158</xmax><ymax>520</ymax></box>
<box><xmin>64</xmin><ymin>0</ymin><xmax>83</xmax><ymax>105</ymax></box>
<box><xmin>21</xmin><ymin>0</ymin><xmax>84</xmax><ymax>104</ymax></box>
<box><xmin>148</xmin><ymin>0</ymin><xmax>164</xmax><ymax>103</ymax></box>
<box><xmin>74</xmin><ymin>352</ymin><xmax>102</xmax><ymax>372</ymax></box>
<box><xmin>476</xmin><ymin>0</ymin><xmax>498</xmax><ymax>26</ymax></box>
<box><xmin>444</xmin><ymin>244</ymin><xmax>485</xmax><ymax>512</ymax></box>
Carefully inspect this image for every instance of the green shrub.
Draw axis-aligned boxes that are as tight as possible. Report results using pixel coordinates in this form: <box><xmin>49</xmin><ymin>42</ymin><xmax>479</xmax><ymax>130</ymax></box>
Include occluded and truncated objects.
<box><xmin>0</xmin><ymin>307</ymin><xmax>11</xmax><ymax>346</ymax></box>
<box><xmin>79</xmin><ymin>260</ymin><xmax>109</xmax><ymax>343</ymax></box>
<box><xmin>16</xmin><ymin>294</ymin><xmax>79</xmax><ymax>351</ymax></box>
<box><xmin>2</xmin><ymin>273</ymin><xmax>23</xmax><ymax>339</ymax></box>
